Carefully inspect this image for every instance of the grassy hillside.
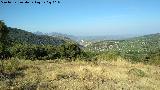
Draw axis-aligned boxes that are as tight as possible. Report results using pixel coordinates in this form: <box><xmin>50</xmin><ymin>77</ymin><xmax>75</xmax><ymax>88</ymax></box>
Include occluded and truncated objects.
<box><xmin>0</xmin><ymin>59</ymin><xmax>160</xmax><ymax>90</ymax></box>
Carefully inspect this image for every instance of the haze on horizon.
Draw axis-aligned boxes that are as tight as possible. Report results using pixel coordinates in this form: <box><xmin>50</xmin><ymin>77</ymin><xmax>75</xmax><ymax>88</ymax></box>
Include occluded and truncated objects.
<box><xmin>1</xmin><ymin>0</ymin><xmax>160</xmax><ymax>36</ymax></box>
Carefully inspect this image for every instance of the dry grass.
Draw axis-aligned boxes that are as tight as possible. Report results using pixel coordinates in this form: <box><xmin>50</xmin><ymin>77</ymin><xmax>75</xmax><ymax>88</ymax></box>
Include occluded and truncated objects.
<box><xmin>0</xmin><ymin>58</ymin><xmax>160</xmax><ymax>90</ymax></box>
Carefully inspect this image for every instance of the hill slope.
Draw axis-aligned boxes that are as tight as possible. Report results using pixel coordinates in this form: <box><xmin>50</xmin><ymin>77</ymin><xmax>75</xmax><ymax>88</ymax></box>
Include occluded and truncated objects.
<box><xmin>85</xmin><ymin>33</ymin><xmax>160</xmax><ymax>52</ymax></box>
<box><xmin>8</xmin><ymin>27</ymin><xmax>66</xmax><ymax>46</ymax></box>
<box><xmin>1</xmin><ymin>59</ymin><xmax>160</xmax><ymax>89</ymax></box>
<box><xmin>119</xmin><ymin>33</ymin><xmax>160</xmax><ymax>54</ymax></box>
<box><xmin>1</xmin><ymin>27</ymin><xmax>85</xmax><ymax>60</ymax></box>
<box><xmin>85</xmin><ymin>33</ymin><xmax>160</xmax><ymax>64</ymax></box>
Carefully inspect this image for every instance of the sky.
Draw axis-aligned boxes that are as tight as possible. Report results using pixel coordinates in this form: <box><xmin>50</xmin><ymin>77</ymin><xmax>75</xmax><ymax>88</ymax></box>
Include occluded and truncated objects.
<box><xmin>0</xmin><ymin>0</ymin><xmax>160</xmax><ymax>36</ymax></box>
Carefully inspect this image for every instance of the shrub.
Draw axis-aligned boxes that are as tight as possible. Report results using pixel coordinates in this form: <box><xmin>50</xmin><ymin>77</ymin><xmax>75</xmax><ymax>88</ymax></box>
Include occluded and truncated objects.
<box><xmin>2</xmin><ymin>58</ymin><xmax>20</xmax><ymax>75</ymax></box>
<box><xmin>128</xmin><ymin>68</ymin><xmax>146</xmax><ymax>77</ymax></box>
<box><xmin>96</xmin><ymin>51</ymin><xmax>120</xmax><ymax>61</ymax></box>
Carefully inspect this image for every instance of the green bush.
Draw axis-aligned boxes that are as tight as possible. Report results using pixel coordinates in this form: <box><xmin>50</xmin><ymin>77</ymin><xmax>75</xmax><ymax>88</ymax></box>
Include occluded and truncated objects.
<box><xmin>96</xmin><ymin>51</ymin><xmax>120</xmax><ymax>61</ymax></box>
<box><xmin>9</xmin><ymin>42</ymin><xmax>85</xmax><ymax>60</ymax></box>
<box><xmin>128</xmin><ymin>68</ymin><xmax>146</xmax><ymax>77</ymax></box>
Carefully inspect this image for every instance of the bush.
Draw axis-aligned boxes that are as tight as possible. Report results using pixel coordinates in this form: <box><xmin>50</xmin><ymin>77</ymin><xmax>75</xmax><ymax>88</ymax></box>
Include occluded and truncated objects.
<box><xmin>9</xmin><ymin>42</ymin><xmax>85</xmax><ymax>60</ymax></box>
<box><xmin>96</xmin><ymin>51</ymin><xmax>120</xmax><ymax>61</ymax></box>
<box><xmin>1</xmin><ymin>58</ymin><xmax>20</xmax><ymax>75</ymax></box>
<box><xmin>128</xmin><ymin>68</ymin><xmax>146</xmax><ymax>77</ymax></box>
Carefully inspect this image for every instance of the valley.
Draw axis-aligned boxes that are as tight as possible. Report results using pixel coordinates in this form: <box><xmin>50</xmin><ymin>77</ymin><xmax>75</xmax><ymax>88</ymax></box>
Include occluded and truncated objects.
<box><xmin>0</xmin><ymin>21</ymin><xmax>160</xmax><ymax>90</ymax></box>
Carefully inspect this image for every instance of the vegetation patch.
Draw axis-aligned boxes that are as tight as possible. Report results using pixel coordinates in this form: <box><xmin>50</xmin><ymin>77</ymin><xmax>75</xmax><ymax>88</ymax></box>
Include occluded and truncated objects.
<box><xmin>128</xmin><ymin>68</ymin><xmax>146</xmax><ymax>77</ymax></box>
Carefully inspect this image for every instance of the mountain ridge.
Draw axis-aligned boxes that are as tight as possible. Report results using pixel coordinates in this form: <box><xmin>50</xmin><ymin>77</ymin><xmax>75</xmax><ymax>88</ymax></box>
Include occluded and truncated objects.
<box><xmin>8</xmin><ymin>27</ymin><xmax>68</xmax><ymax>46</ymax></box>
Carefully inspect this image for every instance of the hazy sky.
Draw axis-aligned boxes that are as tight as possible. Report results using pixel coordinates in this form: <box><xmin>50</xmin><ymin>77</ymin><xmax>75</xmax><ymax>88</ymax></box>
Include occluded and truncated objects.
<box><xmin>1</xmin><ymin>0</ymin><xmax>160</xmax><ymax>36</ymax></box>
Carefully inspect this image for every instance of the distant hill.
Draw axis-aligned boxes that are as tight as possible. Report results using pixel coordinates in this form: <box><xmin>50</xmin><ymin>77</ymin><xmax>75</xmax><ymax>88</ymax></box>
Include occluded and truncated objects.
<box><xmin>119</xmin><ymin>33</ymin><xmax>160</xmax><ymax>53</ymax></box>
<box><xmin>34</xmin><ymin>31</ymin><xmax>139</xmax><ymax>42</ymax></box>
<box><xmin>85</xmin><ymin>33</ymin><xmax>160</xmax><ymax>64</ymax></box>
<box><xmin>33</xmin><ymin>31</ymin><xmax>44</xmax><ymax>35</ymax></box>
<box><xmin>75</xmin><ymin>35</ymin><xmax>139</xmax><ymax>41</ymax></box>
<box><xmin>85</xmin><ymin>33</ymin><xmax>160</xmax><ymax>53</ymax></box>
<box><xmin>34</xmin><ymin>31</ymin><xmax>77</xmax><ymax>42</ymax></box>
<box><xmin>8</xmin><ymin>28</ymin><xmax>66</xmax><ymax>46</ymax></box>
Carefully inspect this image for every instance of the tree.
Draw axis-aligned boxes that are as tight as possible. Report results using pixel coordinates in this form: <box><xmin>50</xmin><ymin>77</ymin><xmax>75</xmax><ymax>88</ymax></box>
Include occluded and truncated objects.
<box><xmin>0</xmin><ymin>20</ymin><xmax>9</xmax><ymax>74</ymax></box>
<box><xmin>0</xmin><ymin>20</ymin><xmax>9</xmax><ymax>58</ymax></box>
